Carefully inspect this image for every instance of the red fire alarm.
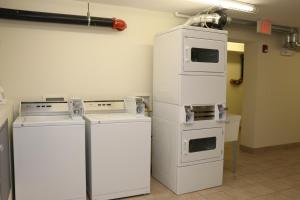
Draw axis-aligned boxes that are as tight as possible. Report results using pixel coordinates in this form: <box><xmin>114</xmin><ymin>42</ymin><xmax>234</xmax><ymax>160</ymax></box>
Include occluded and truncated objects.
<box><xmin>262</xmin><ymin>44</ymin><xmax>269</xmax><ymax>53</ymax></box>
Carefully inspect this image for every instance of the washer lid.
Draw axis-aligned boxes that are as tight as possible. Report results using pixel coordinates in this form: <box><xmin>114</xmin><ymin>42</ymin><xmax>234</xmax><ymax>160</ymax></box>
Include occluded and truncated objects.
<box><xmin>13</xmin><ymin>115</ymin><xmax>85</xmax><ymax>128</ymax></box>
<box><xmin>84</xmin><ymin>113</ymin><xmax>151</xmax><ymax>124</ymax></box>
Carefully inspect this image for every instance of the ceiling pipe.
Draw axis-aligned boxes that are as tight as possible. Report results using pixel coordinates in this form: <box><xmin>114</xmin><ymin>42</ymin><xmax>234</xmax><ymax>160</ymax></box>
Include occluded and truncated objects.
<box><xmin>184</xmin><ymin>12</ymin><xmax>230</xmax><ymax>30</ymax></box>
<box><xmin>230</xmin><ymin>18</ymin><xmax>300</xmax><ymax>50</ymax></box>
<box><xmin>231</xmin><ymin>18</ymin><xmax>296</xmax><ymax>34</ymax></box>
<box><xmin>175</xmin><ymin>10</ymin><xmax>230</xmax><ymax>30</ymax></box>
<box><xmin>174</xmin><ymin>12</ymin><xmax>191</xmax><ymax>18</ymax></box>
<box><xmin>0</xmin><ymin>7</ymin><xmax>127</xmax><ymax>31</ymax></box>
<box><xmin>175</xmin><ymin>11</ymin><xmax>300</xmax><ymax>50</ymax></box>
<box><xmin>272</xmin><ymin>25</ymin><xmax>296</xmax><ymax>34</ymax></box>
<box><xmin>285</xmin><ymin>32</ymin><xmax>300</xmax><ymax>49</ymax></box>
<box><xmin>176</xmin><ymin>11</ymin><xmax>297</xmax><ymax>34</ymax></box>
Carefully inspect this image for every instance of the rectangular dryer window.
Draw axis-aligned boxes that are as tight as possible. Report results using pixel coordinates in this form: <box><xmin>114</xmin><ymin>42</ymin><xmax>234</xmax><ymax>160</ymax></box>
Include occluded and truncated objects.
<box><xmin>191</xmin><ymin>48</ymin><xmax>219</xmax><ymax>63</ymax></box>
<box><xmin>189</xmin><ymin>137</ymin><xmax>217</xmax><ymax>153</ymax></box>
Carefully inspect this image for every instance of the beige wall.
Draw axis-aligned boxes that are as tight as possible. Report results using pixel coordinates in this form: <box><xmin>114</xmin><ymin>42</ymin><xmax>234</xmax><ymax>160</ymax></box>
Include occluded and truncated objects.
<box><xmin>228</xmin><ymin>26</ymin><xmax>300</xmax><ymax>148</ymax></box>
<box><xmin>0</xmin><ymin>0</ymin><xmax>184</xmax><ymax>109</ymax></box>
<box><xmin>226</xmin><ymin>52</ymin><xmax>244</xmax><ymax>115</ymax></box>
<box><xmin>254</xmin><ymin>35</ymin><xmax>300</xmax><ymax>147</ymax></box>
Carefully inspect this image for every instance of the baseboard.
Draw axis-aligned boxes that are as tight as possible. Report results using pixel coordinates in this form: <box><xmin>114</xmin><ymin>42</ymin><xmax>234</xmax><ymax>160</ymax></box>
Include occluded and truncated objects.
<box><xmin>240</xmin><ymin>142</ymin><xmax>300</xmax><ymax>153</ymax></box>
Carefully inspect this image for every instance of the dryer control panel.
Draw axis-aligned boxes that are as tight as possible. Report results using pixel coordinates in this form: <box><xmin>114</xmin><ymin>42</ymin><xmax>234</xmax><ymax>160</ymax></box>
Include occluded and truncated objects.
<box><xmin>184</xmin><ymin>103</ymin><xmax>227</xmax><ymax>123</ymax></box>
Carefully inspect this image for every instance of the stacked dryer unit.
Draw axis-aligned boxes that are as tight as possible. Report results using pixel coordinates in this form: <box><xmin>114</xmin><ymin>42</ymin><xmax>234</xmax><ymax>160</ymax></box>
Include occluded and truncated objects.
<box><xmin>152</xmin><ymin>25</ymin><xmax>227</xmax><ymax>194</ymax></box>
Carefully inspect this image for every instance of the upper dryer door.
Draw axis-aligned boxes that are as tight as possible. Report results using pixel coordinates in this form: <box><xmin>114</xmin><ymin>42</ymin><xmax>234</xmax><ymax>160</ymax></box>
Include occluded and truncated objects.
<box><xmin>183</xmin><ymin>37</ymin><xmax>225</xmax><ymax>73</ymax></box>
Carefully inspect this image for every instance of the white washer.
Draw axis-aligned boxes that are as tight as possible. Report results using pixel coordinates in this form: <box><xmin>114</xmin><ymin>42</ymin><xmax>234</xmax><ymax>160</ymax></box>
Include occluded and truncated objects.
<box><xmin>84</xmin><ymin>100</ymin><xmax>151</xmax><ymax>200</ymax></box>
<box><xmin>13</xmin><ymin>101</ymin><xmax>86</xmax><ymax>200</ymax></box>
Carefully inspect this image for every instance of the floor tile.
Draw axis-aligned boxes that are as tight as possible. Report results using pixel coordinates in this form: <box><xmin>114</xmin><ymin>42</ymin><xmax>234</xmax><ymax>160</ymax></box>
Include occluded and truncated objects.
<box><xmin>126</xmin><ymin>146</ymin><xmax>300</xmax><ymax>200</ymax></box>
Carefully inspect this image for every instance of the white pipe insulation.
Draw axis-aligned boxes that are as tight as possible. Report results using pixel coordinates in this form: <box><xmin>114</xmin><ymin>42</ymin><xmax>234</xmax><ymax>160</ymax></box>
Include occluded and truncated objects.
<box><xmin>179</xmin><ymin>11</ymin><xmax>230</xmax><ymax>30</ymax></box>
<box><xmin>184</xmin><ymin>13</ymin><xmax>222</xmax><ymax>26</ymax></box>
<box><xmin>285</xmin><ymin>32</ymin><xmax>300</xmax><ymax>49</ymax></box>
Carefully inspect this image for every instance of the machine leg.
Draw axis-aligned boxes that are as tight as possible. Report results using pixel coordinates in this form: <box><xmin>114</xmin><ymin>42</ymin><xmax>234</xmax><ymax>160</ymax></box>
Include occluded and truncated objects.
<box><xmin>232</xmin><ymin>140</ymin><xmax>238</xmax><ymax>173</ymax></box>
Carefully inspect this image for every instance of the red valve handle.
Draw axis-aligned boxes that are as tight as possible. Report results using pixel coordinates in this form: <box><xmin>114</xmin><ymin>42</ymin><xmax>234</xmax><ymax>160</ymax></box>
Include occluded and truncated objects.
<box><xmin>112</xmin><ymin>18</ymin><xmax>127</xmax><ymax>31</ymax></box>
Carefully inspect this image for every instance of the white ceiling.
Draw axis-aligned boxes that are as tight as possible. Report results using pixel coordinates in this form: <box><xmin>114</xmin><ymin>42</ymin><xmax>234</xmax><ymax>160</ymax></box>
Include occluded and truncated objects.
<box><xmin>89</xmin><ymin>0</ymin><xmax>300</xmax><ymax>27</ymax></box>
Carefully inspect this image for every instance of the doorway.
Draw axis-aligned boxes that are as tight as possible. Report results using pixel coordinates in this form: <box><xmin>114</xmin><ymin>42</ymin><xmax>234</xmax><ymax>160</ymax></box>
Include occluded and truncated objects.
<box><xmin>227</xmin><ymin>42</ymin><xmax>245</xmax><ymax>115</ymax></box>
<box><xmin>224</xmin><ymin>42</ymin><xmax>245</xmax><ymax>172</ymax></box>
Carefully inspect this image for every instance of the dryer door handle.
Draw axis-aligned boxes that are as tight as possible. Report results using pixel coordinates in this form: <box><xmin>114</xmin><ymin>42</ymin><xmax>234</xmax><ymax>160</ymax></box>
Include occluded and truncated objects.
<box><xmin>184</xmin><ymin>47</ymin><xmax>190</xmax><ymax>63</ymax></box>
<box><xmin>183</xmin><ymin>140</ymin><xmax>189</xmax><ymax>155</ymax></box>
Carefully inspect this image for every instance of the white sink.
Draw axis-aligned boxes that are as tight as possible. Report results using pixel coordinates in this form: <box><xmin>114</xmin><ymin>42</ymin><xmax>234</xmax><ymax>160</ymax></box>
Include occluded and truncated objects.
<box><xmin>225</xmin><ymin>114</ymin><xmax>241</xmax><ymax>142</ymax></box>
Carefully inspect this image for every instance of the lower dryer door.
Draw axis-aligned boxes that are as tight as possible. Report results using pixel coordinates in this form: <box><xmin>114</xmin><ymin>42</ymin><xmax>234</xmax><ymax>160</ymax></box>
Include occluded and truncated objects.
<box><xmin>181</xmin><ymin>127</ymin><xmax>224</xmax><ymax>164</ymax></box>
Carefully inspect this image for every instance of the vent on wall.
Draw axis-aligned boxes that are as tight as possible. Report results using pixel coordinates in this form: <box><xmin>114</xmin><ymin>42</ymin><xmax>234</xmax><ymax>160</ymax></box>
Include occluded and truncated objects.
<box><xmin>175</xmin><ymin>9</ymin><xmax>231</xmax><ymax>30</ymax></box>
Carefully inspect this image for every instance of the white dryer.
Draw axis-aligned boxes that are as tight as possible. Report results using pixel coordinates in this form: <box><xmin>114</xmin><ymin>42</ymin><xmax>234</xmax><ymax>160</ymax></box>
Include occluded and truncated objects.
<box><xmin>152</xmin><ymin>26</ymin><xmax>228</xmax><ymax>194</ymax></box>
<box><xmin>13</xmin><ymin>101</ymin><xmax>86</xmax><ymax>200</ymax></box>
<box><xmin>84</xmin><ymin>100</ymin><xmax>151</xmax><ymax>200</ymax></box>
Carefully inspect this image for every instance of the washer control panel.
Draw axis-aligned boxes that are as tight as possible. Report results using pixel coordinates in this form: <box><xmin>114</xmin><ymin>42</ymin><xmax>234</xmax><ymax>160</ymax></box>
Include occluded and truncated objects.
<box><xmin>20</xmin><ymin>102</ymin><xmax>69</xmax><ymax>116</ymax></box>
<box><xmin>84</xmin><ymin>100</ymin><xmax>125</xmax><ymax>113</ymax></box>
<box><xmin>124</xmin><ymin>96</ymin><xmax>145</xmax><ymax>115</ymax></box>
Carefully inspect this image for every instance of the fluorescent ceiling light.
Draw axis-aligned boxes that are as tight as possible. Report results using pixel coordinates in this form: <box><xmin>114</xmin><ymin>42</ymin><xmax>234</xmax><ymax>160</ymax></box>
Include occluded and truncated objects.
<box><xmin>190</xmin><ymin>0</ymin><xmax>256</xmax><ymax>13</ymax></box>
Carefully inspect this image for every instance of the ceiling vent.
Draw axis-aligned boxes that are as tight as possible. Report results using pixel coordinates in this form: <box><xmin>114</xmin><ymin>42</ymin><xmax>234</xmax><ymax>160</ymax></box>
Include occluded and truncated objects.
<box><xmin>176</xmin><ymin>9</ymin><xmax>231</xmax><ymax>30</ymax></box>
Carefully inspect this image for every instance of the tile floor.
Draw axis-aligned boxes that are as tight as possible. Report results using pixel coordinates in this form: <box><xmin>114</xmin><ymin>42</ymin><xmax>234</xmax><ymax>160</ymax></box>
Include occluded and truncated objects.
<box><xmin>127</xmin><ymin>146</ymin><xmax>300</xmax><ymax>200</ymax></box>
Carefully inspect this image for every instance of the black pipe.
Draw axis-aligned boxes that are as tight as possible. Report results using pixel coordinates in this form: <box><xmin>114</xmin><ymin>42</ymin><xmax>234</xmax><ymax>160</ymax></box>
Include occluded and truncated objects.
<box><xmin>240</xmin><ymin>54</ymin><xmax>244</xmax><ymax>80</ymax></box>
<box><xmin>0</xmin><ymin>7</ymin><xmax>127</xmax><ymax>31</ymax></box>
<box><xmin>230</xmin><ymin>54</ymin><xmax>244</xmax><ymax>86</ymax></box>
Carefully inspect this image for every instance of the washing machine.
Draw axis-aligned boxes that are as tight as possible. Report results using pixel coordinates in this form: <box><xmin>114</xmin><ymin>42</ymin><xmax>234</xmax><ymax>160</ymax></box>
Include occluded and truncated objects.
<box><xmin>13</xmin><ymin>101</ymin><xmax>86</xmax><ymax>200</ymax></box>
<box><xmin>84</xmin><ymin>99</ymin><xmax>151</xmax><ymax>200</ymax></box>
